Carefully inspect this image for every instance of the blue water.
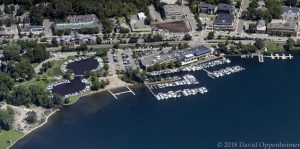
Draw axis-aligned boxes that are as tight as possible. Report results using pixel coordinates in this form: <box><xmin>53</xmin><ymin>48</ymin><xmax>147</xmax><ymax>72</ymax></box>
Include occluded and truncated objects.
<box><xmin>12</xmin><ymin>54</ymin><xmax>300</xmax><ymax>149</ymax></box>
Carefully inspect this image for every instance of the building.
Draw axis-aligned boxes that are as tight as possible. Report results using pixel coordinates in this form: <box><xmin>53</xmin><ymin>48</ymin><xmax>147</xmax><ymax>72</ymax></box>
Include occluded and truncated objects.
<box><xmin>217</xmin><ymin>3</ymin><xmax>235</xmax><ymax>14</ymax></box>
<box><xmin>163</xmin><ymin>4</ymin><xmax>183</xmax><ymax>20</ymax></box>
<box><xmin>56</xmin><ymin>32</ymin><xmax>97</xmax><ymax>45</ymax></box>
<box><xmin>18</xmin><ymin>23</ymin><xmax>44</xmax><ymax>36</ymax></box>
<box><xmin>130</xmin><ymin>14</ymin><xmax>152</xmax><ymax>32</ymax></box>
<box><xmin>176</xmin><ymin>45</ymin><xmax>213</xmax><ymax>65</ymax></box>
<box><xmin>138</xmin><ymin>12</ymin><xmax>147</xmax><ymax>20</ymax></box>
<box><xmin>267</xmin><ymin>19</ymin><xmax>299</xmax><ymax>36</ymax></box>
<box><xmin>256</xmin><ymin>20</ymin><xmax>266</xmax><ymax>33</ymax></box>
<box><xmin>213</xmin><ymin>14</ymin><xmax>235</xmax><ymax>31</ymax></box>
<box><xmin>199</xmin><ymin>3</ymin><xmax>217</xmax><ymax>14</ymax></box>
<box><xmin>53</xmin><ymin>14</ymin><xmax>98</xmax><ymax>32</ymax></box>
<box><xmin>160</xmin><ymin>0</ymin><xmax>177</xmax><ymax>4</ymax></box>
<box><xmin>282</xmin><ymin>6</ymin><xmax>299</xmax><ymax>19</ymax></box>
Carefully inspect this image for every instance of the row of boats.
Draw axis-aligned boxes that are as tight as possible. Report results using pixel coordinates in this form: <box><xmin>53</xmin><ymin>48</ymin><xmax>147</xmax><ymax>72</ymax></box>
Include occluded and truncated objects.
<box><xmin>156</xmin><ymin>87</ymin><xmax>208</xmax><ymax>100</ymax></box>
<box><xmin>151</xmin><ymin>74</ymin><xmax>199</xmax><ymax>89</ymax></box>
<box><xmin>63</xmin><ymin>79</ymin><xmax>91</xmax><ymax>98</ymax></box>
<box><xmin>148</xmin><ymin>57</ymin><xmax>231</xmax><ymax>76</ymax></box>
<box><xmin>47</xmin><ymin>80</ymin><xmax>70</xmax><ymax>90</ymax></box>
<box><xmin>64</xmin><ymin>85</ymin><xmax>90</xmax><ymax>99</ymax></box>
<box><xmin>211</xmin><ymin>65</ymin><xmax>245</xmax><ymax>78</ymax></box>
<box><xmin>181</xmin><ymin>58</ymin><xmax>231</xmax><ymax>72</ymax></box>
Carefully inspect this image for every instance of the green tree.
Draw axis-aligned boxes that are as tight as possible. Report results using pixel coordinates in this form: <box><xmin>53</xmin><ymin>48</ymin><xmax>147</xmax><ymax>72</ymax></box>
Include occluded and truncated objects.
<box><xmin>207</xmin><ymin>31</ymin><xmax>214</xmax><ymax>40</ymax></box>
<box><xmin>0</xmin><ymin>72</ymin><xmax>14</xmax><ymax>101</ymax></box>
<box><xmin>183</xmin><ymin>34</ymin><xmax>192</xmax><ymax>41</ymax></box>
<box><xmin>0</xmin><ymin>107</ymin><xmax>15</xmax><ymax>131</ymax></box>
<box><xmin>64</xmin><ymin>69</ymin><xmax>74</xmax><ymax>80</ymax></box>
<box><xmin>284</xmin><ymin>38</ymin><xmax>295</xmax><ymax>51</ymax></box>
<box><xmin>25</xmin><ymin>111</ymin><xmax>37</xmax><ymax>124</ymax></box>
<box><xmin>254</xmin><ymin>39</ymin><xmax>265</xmax><ymax>49</ymax></box>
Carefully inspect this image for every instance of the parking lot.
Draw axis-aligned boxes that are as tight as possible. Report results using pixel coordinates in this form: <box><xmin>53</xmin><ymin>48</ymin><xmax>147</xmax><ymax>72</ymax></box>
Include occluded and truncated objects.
<box><xmin>107</xmin><ymin>48</ymin><xmax>138</xmax><ymax>74</ymax></box>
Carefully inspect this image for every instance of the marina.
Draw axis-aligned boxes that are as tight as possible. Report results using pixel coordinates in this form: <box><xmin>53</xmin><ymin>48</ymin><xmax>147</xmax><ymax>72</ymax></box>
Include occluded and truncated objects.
<box><xmin>61</xmin><ymin>56</ymin><xmax>103</xmax><ymax>75</ymax></box>
<box><xmin>150</xmin><ymin>74</ymin><xmax>199</xmax><ymax>89</ymax></box>
<box><xmin>147</xmin><ymin>57</ymin><xmax>231</xmax><ymax>76</ymax></box>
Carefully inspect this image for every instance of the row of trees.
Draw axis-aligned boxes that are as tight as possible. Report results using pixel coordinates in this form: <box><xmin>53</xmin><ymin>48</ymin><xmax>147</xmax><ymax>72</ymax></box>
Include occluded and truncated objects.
<box><xmin>245</xmin><ymin>0</ymin><xmax>282</xmax><ymax>22</ymax></box>
<box><xmin>147</xmin><ymin>60</ymin><xmax>182</xmax><ymax>72</ymax></box>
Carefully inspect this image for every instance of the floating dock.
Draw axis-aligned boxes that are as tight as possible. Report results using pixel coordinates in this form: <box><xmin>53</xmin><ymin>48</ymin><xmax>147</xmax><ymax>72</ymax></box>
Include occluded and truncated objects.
<box><xmin>108</xmin><ymin>86</ymin><xmax>135</xmax><ymax>99</ymax></box>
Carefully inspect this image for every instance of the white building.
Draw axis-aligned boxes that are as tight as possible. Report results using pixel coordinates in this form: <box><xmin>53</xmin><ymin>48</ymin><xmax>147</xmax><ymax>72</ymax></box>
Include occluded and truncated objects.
<box><xmin>138</xmin><ymin>12</ymin><xmax>147</xmax><ymax>20</ymax></box>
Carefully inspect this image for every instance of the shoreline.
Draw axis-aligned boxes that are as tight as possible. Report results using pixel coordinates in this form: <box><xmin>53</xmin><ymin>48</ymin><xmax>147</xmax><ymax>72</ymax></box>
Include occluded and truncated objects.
<box><xmin>7</xmin><ymin>109</ymin><xmax>59</xmax><ymax>149</ymax></box>
<box><xmin>8</xmin><ymin>80</ymin><xmax>142</xmax><ymax>149</ymax></box>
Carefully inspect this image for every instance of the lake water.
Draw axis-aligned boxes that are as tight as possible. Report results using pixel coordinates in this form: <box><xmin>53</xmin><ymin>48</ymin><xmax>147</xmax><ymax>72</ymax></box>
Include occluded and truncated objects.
<box><xmin>12</xmin><ymin>53</ymin><xmax>300</xmax><ymax>149</ymax></box>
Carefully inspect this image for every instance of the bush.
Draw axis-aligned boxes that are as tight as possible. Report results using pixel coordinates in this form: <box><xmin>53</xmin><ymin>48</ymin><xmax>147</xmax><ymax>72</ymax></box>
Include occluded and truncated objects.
<box><xmin>25</xmin><ymin>111</ymin><xmax>37</xmax><ymax>124</ymax></box>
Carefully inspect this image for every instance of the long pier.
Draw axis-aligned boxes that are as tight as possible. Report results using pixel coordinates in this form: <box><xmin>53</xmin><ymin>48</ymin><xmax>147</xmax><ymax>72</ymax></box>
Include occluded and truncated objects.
<box><xmin>108</xmin><ymin>85</ymin><xmax>135</xmax><ymax>99</ymax></box>
<box><xmin>144</xmin><ymin>82</ymin><xmax>158</xmax><ymax>100</ymax></box>
<box><xmin>241</xmin><ymin>53</ymin><xmax>293</xmax><ymax>62</ymax></box>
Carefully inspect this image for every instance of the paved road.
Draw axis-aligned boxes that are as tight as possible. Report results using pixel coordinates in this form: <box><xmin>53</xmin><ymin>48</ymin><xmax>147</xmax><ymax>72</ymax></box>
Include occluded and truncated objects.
<box><xmin>236</xmin><ymin>0</ymin><xmax>250</xmax><ymax>33</ymax></box>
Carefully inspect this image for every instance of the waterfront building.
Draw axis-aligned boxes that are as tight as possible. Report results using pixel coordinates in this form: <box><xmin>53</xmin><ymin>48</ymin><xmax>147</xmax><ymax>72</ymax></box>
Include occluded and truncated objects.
<box><xmin>176</xmin><ymin>45</ymin><xmax>213</xmax><ymax>65</ymax></box>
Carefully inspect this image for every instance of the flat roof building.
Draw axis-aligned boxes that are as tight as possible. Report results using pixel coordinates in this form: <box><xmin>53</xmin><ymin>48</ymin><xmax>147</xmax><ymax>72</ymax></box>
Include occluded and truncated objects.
<box><xmin>199</xmin><ymin>3</ymin><xmax>217</xmax><ymax>14</ymax></box>
<box><xmin>217</xmin><ymin>3</ymin><xmax>235</xmax><ymax>14</ymax></box>
<box><xmin>282</xmin><ymin>6</ymin><xmax>299</xmax><ymax>18</ymax></box>
<box><xmin>267</xmin><ymin>19</ymin><xmax>298</xmax><ymax>36</ymax></box>
<box><xmin>256</xmin><ymin>20</ymin><xmax>266</xmax><ymax>33</ymax></box>
<box><xmin>163</xmin><ymin>4</ymin><xmax>183</xmax><ymax>20</ymax></box>
<box><xmin>53</xmin><ymin>14</ymin><xmax>98</xmax><ymax>31</ymax></box>
<box><xmin>176</xmin><ymin>45</ymin><xmax>213</xmax><ymax>65</ymax></box>
<box><xmin>213</xmin><ymin>14</ymin><xmax>235</xmax><ymax>31</ymax></box>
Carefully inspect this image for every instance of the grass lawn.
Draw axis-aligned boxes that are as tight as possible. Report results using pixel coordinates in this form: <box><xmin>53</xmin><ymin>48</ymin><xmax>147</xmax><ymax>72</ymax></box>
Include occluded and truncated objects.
<box><xmin>0</xmin><ymin>130</ymin><xmax>24</xmax><ymax>149</ymax></box>
<box><xmin>15</xmin><ymin>60</ymin><xmax>64</xmax><ymax>89</ymax></box>
<box><xmin>266</xmin><ymin>43</ymin><xmax>284</xmax><ymax>53</ymax></box>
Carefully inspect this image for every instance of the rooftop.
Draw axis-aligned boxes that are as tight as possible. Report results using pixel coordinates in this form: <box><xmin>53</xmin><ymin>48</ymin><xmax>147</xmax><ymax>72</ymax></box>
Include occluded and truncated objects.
<box><xmin>67</xmin><ymin>14</ymin><xmax>98</xmax><ymax>23</ymax></box>
<box><xmin>214</xmin><ymin>14</ymin><xmax>234</xmax><ymax>25</ymax></box>
<box><xmin>282</xmin><ymin>6</ymin><xmax>299</xmax><ymax>14</ymax></box>
<box><xmin>176</xmin><ymin>45</ymin><xmax>212</xmax><ymax>61</ymax></box>
<box><xmin>267</xmin><ymin>19</ymin><xmax>297</xmax><ymax>30</ymax></box>
<box><xmin>163</xmin><ymin>4</ymin><xmax>182</xmax><ymax>14</ymax></box>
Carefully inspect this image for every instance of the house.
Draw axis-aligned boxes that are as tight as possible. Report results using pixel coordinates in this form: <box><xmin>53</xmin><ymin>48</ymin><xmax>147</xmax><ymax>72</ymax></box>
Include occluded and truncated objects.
<box><xmin>130</xmin><ymin>14</ymin><xmax>152</xmax><ymax>32</ymax></box>
<box><xmin>267</xmin><ymin>19</ymin><xmax>298</xmax><ymax>36</ymax></box>
<box><xmin>53</xmin><ymin>14</ymin><xmax>99</xmax><ymax>32</ymax></box>
<box><xmin>199</xmin><ymin>3</ymin><xmax>217</xmax><ymax>14</ymax></box>
<box><xmin>256</xmin><ymin>20</ymin><xmax>266</xmax><ymax>33</ymax></box>
<box><xmin>163</xmin><ymin>4</ymin><xmax>183</xmax><ymax>20</ymax></box>
<box><xmin>217</xmin><ymin>3</ymin><xmax>235</xmax><ymax>14</ymax></box>
<box><xmin>213</xmin><ymin>14</ymin><xmax>236</xmax><ymax>31</ymax></box>
<box><xmin>18</xmin><ymin>23</ymin><xmax>44</xmax><ymax>36</ymax></box>
<box><xmin>176</xmin><ymin>45</ymin><xmax>213</xmax><ymax>65</ymax></box>
<box><xmin>282</xmin><ymin>6</ymin><xmax>300</xmax><ymax>19</ymax></box>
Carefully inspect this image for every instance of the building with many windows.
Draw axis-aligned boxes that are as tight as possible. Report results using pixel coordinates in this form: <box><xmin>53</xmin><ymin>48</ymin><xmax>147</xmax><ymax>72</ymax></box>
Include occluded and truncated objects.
<box><xmin>213</xmin><ymin>14</ymin><xmax>236</xmax><ymax>31</ymax></box>
<box><xmin>267</xmin><ymin>19</ymin><xmax>299</xmax><ymax>36</ymax></box>
<box><xmin>163</xmin><ymin>4</ymin><xmax>183</xmax><ymax>20</ymax></box>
